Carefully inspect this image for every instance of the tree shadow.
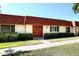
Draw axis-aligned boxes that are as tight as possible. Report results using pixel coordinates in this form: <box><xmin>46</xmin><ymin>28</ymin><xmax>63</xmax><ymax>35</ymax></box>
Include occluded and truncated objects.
<box><xmin>2</xmin><ymin>48</ymin><xmax>31</xmax><ymax>56</ymax></box>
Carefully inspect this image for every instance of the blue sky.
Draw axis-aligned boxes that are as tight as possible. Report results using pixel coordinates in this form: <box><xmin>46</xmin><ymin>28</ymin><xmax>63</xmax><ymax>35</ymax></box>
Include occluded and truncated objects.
<box><xmin>1</xmin><ymin>3</ymin><xmax>79</xmax><ymax>21</ymax></box>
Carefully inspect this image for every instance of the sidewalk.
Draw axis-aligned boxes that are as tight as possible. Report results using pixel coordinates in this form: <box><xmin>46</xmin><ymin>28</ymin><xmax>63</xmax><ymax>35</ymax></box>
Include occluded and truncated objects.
<box><xmin>0</xmin><ymin>39</ymin><xmax>79</xmax><ymax>56</ymax></box>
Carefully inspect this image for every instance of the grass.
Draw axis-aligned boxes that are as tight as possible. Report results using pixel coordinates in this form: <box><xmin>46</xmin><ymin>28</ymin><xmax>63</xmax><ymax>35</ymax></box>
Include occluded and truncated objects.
<box><xmin>11</xmin><ymin>43</ymin><xmax>79</xmax><ymax>56</ymax></box>
<box><xmin>0</xmin><ymin>40</ymin><xmax>42</xmax><ymax>49</ymax></box>
<box><xmin>48</xmin><ymin>36</ymin><xmax>79</xmax><ymax>42</ymax></box>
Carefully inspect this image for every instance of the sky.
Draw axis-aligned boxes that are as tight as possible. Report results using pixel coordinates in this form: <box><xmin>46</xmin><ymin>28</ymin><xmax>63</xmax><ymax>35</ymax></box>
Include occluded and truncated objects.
<box><xmin>0</xmin><ymin>3</ymin><xmax>79</xmax><ymax>21</ymax></box>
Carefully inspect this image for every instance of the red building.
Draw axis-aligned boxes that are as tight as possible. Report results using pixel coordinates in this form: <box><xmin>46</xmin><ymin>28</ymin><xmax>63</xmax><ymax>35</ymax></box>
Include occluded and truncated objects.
<box><xmin>0</xmin><ymin>14</ymin><xmax>79</xmax><ymax>37</ymax></box>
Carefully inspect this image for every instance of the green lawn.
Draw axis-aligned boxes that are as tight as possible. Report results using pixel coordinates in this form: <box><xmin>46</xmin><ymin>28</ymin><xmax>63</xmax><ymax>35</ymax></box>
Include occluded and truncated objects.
<box><xmin>11</xmin><ymin>43</ymin><xmax>79</xmax><ymax>56</ymax></box>
<box><xmin>0</xmin><ymin>40</ymin><xmax>42</xmax><ymax>49</ymax></box>
<box><xmin>48</xmin><ymin>36</ymin><xmax>79</xmax><ymax>42</ymax></box>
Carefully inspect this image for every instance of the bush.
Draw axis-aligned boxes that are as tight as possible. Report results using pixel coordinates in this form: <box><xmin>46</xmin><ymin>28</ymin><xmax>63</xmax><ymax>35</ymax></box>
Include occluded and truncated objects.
<box><xmin>17</xmin><ymin>33</ymin><xmax>33</xmax><ymax>40</ymax></box>
<box><xmin>44</xmin><ymin>33</ymin><xmax>74</xmax><ymax>39</ymax></box>
<box><xmin>78</xmin><ymin>32</ymin><xmax>79</xmax><ymax>35</ymax></box>
<box><xmin>7</xmin><ymin>33</ymin><xmax>18</xmax><ymax>41</ymax></box>
<box><xmin>0</xmin><ymin>33</ymin><xmax>33</xmax><ymax>42</ymax></box>
<box><xmin>0</xmin><ymin>33</ymin><xmax>18</xmax><ymax>42</ymax></box>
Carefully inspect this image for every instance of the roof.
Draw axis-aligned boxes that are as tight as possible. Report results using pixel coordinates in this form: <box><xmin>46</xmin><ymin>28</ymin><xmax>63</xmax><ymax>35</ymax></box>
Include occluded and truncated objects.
<box><xmin>0</xmin><ymin>14</ymin><xmax>73</xmax><ymax>26</ymax></box>
<box><xmin>75</xmin><ymin>21</ymin><xmax>79</xmax><ymax>27</ymax></box>
<box><xmin>0</xmin><ymin>14</ymin><xmax>24</xmax><ymax>24</ymax></box>
<box><xmin>26</xmin><ymin>16</ymin><xmax>73</xmax><ymax>26</ymax></box>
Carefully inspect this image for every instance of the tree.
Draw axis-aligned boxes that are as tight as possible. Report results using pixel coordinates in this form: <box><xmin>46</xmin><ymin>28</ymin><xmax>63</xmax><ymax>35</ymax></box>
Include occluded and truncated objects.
<box><xmin>73</xmin><ymin>3</ymin><xmax>79</xmax><ymax>13</ymax></box>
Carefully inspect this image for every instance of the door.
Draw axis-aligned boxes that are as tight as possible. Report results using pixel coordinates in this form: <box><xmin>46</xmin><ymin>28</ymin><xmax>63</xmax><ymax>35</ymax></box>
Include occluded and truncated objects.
<box><xmin>33</xmin><ymin>25</ymin><xmax>43</xmax><ymax>37</ymax></box>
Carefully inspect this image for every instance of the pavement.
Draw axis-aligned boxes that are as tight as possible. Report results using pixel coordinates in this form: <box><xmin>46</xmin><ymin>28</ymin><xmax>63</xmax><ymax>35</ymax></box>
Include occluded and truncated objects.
<box><xmin>0</xmin><ymin>39</ymin><xmax>79</xmax><ymax>56</ymax></box>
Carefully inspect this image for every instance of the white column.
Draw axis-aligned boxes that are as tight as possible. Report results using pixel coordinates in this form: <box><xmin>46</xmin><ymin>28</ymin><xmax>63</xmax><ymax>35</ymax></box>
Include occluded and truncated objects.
<box><xmin>24</xmin><ymin>16</ymin><xmax>26</xmax><ymax>33</ymax></box>
<box><xmin>72</xmin><ymin>21</ymin><xmax>76</xmax><ymax>35</ymax></box>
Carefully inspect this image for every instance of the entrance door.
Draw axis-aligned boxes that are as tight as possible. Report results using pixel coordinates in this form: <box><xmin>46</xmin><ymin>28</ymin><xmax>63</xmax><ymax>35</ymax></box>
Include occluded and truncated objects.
<box><xmin>33</xmin><ymin>25</ymin><xmax>43</xmax><ymax>37</ymax></box>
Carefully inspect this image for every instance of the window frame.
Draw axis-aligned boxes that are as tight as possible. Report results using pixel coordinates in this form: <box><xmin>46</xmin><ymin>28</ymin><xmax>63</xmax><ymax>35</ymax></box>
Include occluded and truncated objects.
<box><xmin>0</xmin><ymin>25</ymin><xmax>15</xmax><ymax>32</ymax></box>
<box><xmin>50</xmin><ymin>26</ymin><xmax>59</xmax><ymax>32</ymax></box>
<box><xmin>65</xmin><ymin>27</ymin><xmax>70</xmax><ymax>33</ymax></box>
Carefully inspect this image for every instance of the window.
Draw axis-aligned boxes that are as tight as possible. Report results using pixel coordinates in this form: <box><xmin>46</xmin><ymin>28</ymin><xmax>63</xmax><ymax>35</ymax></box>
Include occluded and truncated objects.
<box><xmin>11</xmin><ymin>25</ymin><xmax>15</xmax><ymax>32</ymax></box>
<box><xmin>57</xmin><ymin>27</ymin><xmax>59</xmax><ymax>32</ymax></box>
<box><xmin>66</xmin><ymin>27</ymin><xmax>70</xmax><ymax>33</ymax></box>
<box><xmin>1</xmin><ymin>25</ymin><xmax>10</xmax><ymax>32</ymax></box>
<box><xmin>46</xmin><ymin>26</ymin><xmax>49</xmax><ymax>29</ymax></box>
<box><xmin>50</xmin><ymin>26</ymin><xmax>59</xmax><ymax>32</ymax></box>
<box><xmin>1</xmin><ymin>25</ymin><xmax>15</xmax><ymax>32</ymax></box>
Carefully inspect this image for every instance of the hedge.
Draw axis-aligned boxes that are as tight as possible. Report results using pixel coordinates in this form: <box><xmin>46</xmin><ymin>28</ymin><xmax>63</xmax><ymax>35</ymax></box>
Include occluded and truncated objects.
<box><xmin>0</xmin><ymin>33</ymin><xmax>33</xmax><ymax>42</ymax></box>
<box><xmin>0</xmin><ymin>32</ymin><xmax>18</xmax><ymax>42</ymax></box>
<box><xmin>17</xmin><ymin>33</ymin><xmax>33</xmax><ymax>40</ymax></box>
<box><xmin>78</xmin><ymin>32</ymin><xmax>79</xmax><ymax>35</ymax></box>
<box><xmin>44</xmin><ymin>33</ymin><xmax>74</xmax><ymax>39</ymax></box>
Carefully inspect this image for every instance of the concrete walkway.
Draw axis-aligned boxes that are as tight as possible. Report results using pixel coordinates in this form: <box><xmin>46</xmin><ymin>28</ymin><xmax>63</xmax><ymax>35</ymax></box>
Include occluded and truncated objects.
<box><xmin>39</xmin><ymin>40</ymin><xmax>51</xmax><ymax>44</ymax></box>
<box><xmin>0</xmin><ymin>39</ymin><xmax>79</xmax><ymax>56</ymax></box>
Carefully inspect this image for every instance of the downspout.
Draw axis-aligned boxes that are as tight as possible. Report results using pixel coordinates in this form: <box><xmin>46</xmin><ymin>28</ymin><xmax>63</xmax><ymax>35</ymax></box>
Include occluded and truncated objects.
<box><xmin>24</xmin><ymin>16</ymin><xmax>26</xmax><ymax>33</ymax></box>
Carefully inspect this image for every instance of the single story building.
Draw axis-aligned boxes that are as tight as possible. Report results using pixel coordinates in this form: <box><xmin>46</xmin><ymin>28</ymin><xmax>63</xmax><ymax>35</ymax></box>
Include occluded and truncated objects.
<box><xmin>0</xmin><ymin>14</ymin><xmax>79</xmax><ymax>37</ymax></box>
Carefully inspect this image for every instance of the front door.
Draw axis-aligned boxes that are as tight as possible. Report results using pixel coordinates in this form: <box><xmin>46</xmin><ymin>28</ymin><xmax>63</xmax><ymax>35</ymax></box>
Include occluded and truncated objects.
<box><xmin>33</xmin><ymin>25</ymin><xmax>43</xmax><ymax>37</ymax></box>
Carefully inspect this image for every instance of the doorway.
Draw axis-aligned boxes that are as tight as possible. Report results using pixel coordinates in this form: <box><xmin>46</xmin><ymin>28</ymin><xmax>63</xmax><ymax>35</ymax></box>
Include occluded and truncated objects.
<box><xmin>33</xmin><ymin>25</ymin><xmax>43</xmax><ymax>37</ymax></box>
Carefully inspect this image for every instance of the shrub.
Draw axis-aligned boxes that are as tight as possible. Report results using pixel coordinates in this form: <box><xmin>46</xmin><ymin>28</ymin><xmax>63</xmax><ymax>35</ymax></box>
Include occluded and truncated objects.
<box><xmin>7</xmin><ymin>33</ymin><xmax>18</xmax><ymax>41</ymax></box>
<box><xmin>0</xmin><ymin>33</ymin><xmax>33</xmax><ymax>42</ymax></box>
<box><xmin>17</xmin><ymin>33</ymin><xmax>33</xmax><ymax>40</ymax></box>
<box><xmin>78</xmin><ymin>32</ymin><xmax>79</xmax><ymax>35</ymax></box>
<box><xmin>0</xmin><ymin>33</ymin><xmax>18</xmax><ymax>42</ymax></box>
<box><xmin>44</xmin><ymin>33</ymin><xmax>74</xmax><ymax>39</ymax></box>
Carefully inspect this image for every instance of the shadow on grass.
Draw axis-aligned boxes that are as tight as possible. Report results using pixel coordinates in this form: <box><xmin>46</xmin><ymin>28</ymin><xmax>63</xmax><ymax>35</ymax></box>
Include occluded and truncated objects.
<box><xmin>3</xmin><ymin>51</ymin><xmax>31</xmax><ymax>56</ymax></box>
